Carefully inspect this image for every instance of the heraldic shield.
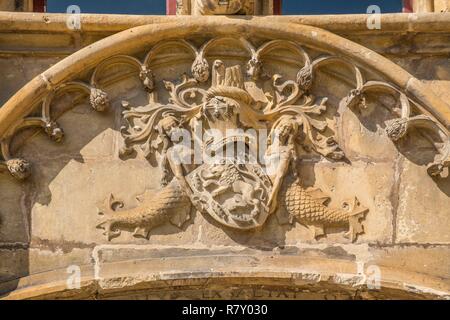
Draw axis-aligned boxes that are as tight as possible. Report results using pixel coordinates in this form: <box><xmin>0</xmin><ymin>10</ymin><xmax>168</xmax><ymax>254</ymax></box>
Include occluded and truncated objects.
<box><xmin>186</xmin><ymin>155</ymin><xmax>272</xmax><ymax>230</ymax></box>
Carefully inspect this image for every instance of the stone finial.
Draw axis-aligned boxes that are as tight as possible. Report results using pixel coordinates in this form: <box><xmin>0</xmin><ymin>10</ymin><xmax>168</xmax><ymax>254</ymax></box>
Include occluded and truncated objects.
<box><xmin>6</xmin><ymin>158</ymin><xmax>31</xmax><ymax>180</ymax></box>
<box><xmin>192</xmin><ymin>55</ymin><xmax>210</xmax><ymax>83</ymax></box>
<box><xmin>44</xmin><ymin>121</ymin><xmax>64</xmax><ymax>143</ymax></box>
<box><xmin>296</xmin><ymin>64</ymin><xmax>313</xmax><ymax>92</ymax></box>
<box><xmin>385</xmin><ymin>118</ymin><xmax>409</xmax><ymax>142</ymax></box>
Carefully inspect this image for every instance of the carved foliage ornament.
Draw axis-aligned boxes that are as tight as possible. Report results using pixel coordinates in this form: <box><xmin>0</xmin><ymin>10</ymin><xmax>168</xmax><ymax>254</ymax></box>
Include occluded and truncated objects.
<box><xmin>1</xmin><ymin>37</ymin><xmax>449</xmax><ymax>244</ymax></box>
<box><xmin>341</xmin><ymin>81</ymin><xmax>450</xmax><ymax>177</ymax></box>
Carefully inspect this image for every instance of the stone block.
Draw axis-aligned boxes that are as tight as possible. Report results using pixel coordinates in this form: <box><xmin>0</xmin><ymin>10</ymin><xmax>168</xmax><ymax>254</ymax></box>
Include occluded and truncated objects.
<box><xmin>396</xmin><ymin>159</ymin><xmax>450</xmax><ymax>243</ymax></box>
<box><xmin>0</xmin><ymin>175</ymin><xmax>28</xmax><ymax>243</ymax></box>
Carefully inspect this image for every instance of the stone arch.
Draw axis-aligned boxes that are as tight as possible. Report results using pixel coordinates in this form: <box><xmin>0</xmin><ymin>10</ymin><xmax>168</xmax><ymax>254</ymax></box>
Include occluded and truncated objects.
<box><xmin>3</xmin><ymin>256</ymin><xmax>449</xmax><ymax>300</ymax></box>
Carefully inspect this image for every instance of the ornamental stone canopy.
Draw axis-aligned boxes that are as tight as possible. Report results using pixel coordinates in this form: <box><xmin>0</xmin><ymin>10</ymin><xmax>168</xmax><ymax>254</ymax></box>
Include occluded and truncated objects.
<box><xmin>0</xmin><ymin>5</ymin><xmax>449</xmax><ymax>300</ymax></box>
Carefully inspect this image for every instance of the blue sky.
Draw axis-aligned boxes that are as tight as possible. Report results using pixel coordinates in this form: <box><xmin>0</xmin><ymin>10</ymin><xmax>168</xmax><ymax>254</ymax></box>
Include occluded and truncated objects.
<box><xmin>47</xmin><ymin>0</ymin><xmax>403</xmax><ymax>15</ymax></box>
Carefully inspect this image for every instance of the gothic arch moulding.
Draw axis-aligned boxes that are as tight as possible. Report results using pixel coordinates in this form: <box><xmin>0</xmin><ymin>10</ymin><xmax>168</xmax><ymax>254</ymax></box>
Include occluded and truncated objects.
<box><xmin>1</xmin><ymin>19</ymin><xmax>449</xmax><ymax>299</ymax></box>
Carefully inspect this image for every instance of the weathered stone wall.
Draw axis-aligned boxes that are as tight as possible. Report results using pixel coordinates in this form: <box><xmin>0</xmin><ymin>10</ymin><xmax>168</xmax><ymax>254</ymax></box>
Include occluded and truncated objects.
<box><xmin>0</xmin><ymin>13</ymin><xmax>449</xmax><ymax>300</ymax></box>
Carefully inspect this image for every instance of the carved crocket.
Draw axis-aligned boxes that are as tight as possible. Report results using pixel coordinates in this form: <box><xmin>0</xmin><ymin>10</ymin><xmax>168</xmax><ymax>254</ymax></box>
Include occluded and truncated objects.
<box><xmin>98</xmin><ymin>115</ymin><xmax>196</xmax><ymax>241</ymax></box>
<box><xmin>193</xmin><ymin>0</ymin><xmax>250</xmax><ymax>15</ymax></box>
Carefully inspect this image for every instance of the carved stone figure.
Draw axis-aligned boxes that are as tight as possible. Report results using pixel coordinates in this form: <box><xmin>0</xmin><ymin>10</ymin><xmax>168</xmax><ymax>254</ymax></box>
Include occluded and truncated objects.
<box><xmin>98</xmin><ymin>115</ymin><xmax>196</xmax><ymax>240</ymax></box>
<box><xmin>193</xmin><ymin>0</ymin><xmax>246</xmax><ymax>15</ymax></box>
<box><xmin>111</xmin><ymin>48</ymin><xmax>368</xmax><ymax>241</ymax></box>
<box><xmin>266</xmin><ymin>116</ymin><xmax>367</xmax><ymax>242</ymax></box>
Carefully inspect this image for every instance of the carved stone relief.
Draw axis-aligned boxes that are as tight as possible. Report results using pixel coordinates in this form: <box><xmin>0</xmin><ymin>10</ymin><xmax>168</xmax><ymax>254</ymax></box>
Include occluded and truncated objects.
<box><xmin>1</xmin><ymin>35</ymin><xmax>448</xmax><ymax>244</ymax></box>
<box><xmin>179</xmin><ymin>0</ymin><xmax>261</xmax><ymax>15</ymax></box>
